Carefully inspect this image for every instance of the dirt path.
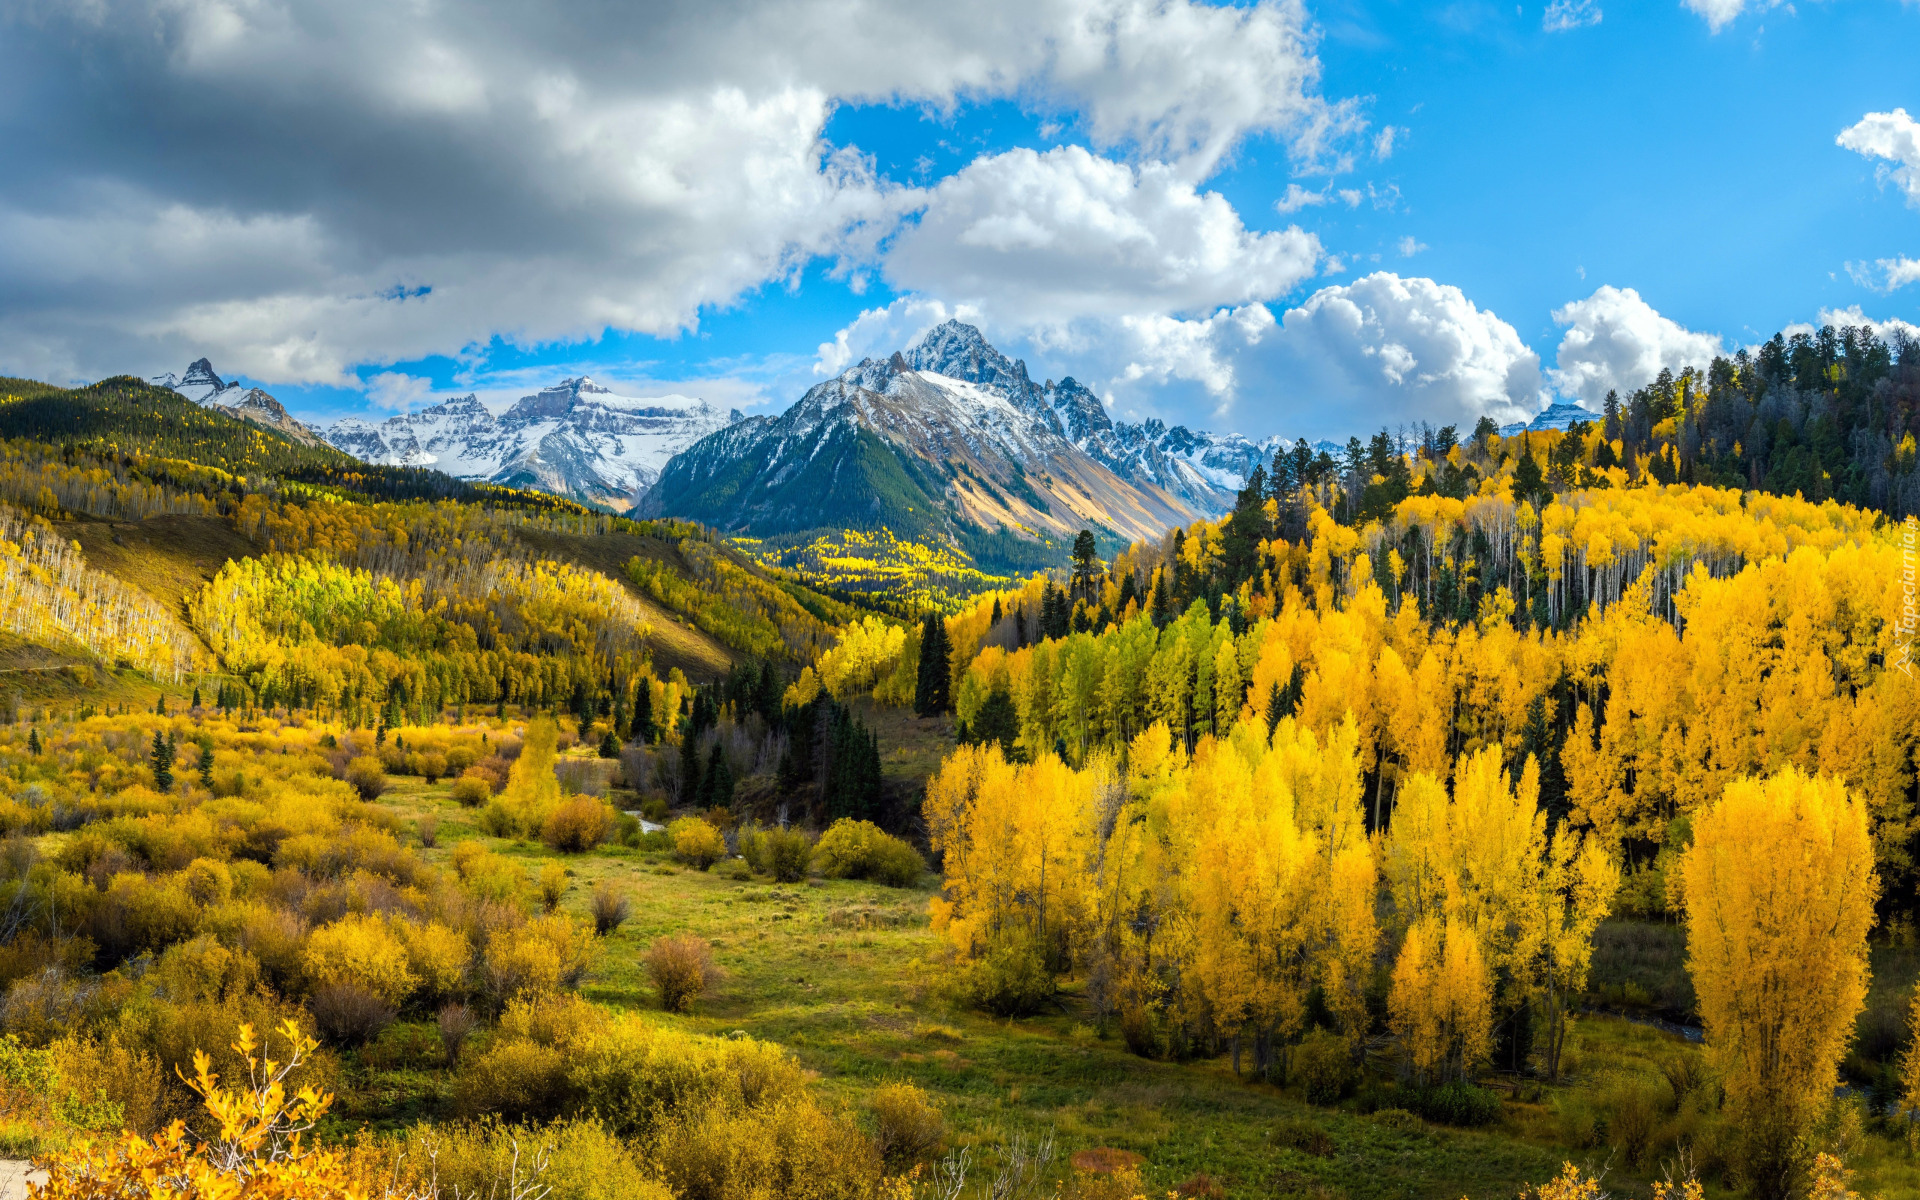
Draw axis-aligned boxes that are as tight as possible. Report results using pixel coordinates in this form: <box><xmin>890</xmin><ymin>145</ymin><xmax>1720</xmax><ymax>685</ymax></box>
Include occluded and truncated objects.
<box><xmin>0</xmin><ymin>1160</ymin><xmax>45</xmax><ymax>1198</ymax></box>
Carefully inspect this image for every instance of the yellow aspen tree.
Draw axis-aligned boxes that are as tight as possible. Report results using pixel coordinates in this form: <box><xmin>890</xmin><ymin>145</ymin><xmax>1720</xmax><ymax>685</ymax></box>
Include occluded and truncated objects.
<box><xmin>1681</xmin><ymin>768</ymin><xmax>1877</xmax><ymax>1200</ymax></box>
<box><xmin>1389</xmin><ymin>915</ymin><xmax>1491</xmax><ymax>1083</ymax></box>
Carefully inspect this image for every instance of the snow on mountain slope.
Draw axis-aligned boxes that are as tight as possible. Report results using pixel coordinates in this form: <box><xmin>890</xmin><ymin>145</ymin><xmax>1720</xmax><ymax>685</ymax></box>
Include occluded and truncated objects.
<box><xmin>1499</xmin><ymin>400</ymin><xmax>1602</xmax><ymax>437</ymax></box>
<box><xmin>642</xmin><ymin>325</ymin><xmax>1223</xmax><ymax>554</ymax></box>
<box><xmin>319</xmin><ymin>377</ymin><xmax>741</xmax><ymax>507</ymax></box>
<box><xmin>150</xmin><ymin>359</ymin><xmax>326</xmax><ymax>447</ymax></box>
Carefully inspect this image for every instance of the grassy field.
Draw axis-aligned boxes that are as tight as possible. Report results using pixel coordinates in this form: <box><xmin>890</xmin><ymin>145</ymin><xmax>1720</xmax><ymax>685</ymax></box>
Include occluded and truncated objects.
<box><xmin>336</xmin><ymin>748</ymin><xmax>1920</xmax><ymax>1200</ymax></box>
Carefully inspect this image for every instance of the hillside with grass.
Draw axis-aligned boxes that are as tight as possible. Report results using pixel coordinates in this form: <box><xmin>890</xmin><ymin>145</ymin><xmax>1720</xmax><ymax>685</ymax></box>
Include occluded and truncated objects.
<box><xmin>0</xmin><ymin>338</ymin><xmax>1917</xmax><ymax>1200</ymax></box>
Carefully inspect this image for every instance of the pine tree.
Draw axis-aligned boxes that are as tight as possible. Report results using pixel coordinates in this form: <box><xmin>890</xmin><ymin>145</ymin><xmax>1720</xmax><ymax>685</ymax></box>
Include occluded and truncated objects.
<box><xmin>151</xmin><ymin>731</ymin><xmax>174</xmax><ymax>790</ymax></box>
<box><xmin>704</xmin><ymin>743</ymin><xmax>734</xmax><ymax>808</ymax></box>
<box><xmin>633</xmin><ymin>681</ymin><xmax>655</xmax><ymax>744</ymax></box>
<box><xmin>599</xmin><ymin>729</ymin><xmax>620</xmax><ymax>759</ymax></box>
<box><xmin>26</xmin><ymin>728</ymin><xmax>39</xmax><ymax>756</ymax></box>
<box><xmin>914</xmin><ymin>613</ymin><xmax>952</xmax><ymax>717</ymax></box>
<box><xmin>679</xmin><ymin>725</ymin><xmax>703</xmax><ymax>806</ymax></box>
<box><xmin>190</xmin><ymin>687</ymin><xmax>202</xmax><ymax>711</ymax></box>
<box><xmin>198</xmin><ymin>739</ymin><xmax>215</xmax><ymax>788</ymax></box>
<box><xmin>1070</xmin><ymin>529</ymin><xmax>1100</xmax><ymax>605</ymax></box>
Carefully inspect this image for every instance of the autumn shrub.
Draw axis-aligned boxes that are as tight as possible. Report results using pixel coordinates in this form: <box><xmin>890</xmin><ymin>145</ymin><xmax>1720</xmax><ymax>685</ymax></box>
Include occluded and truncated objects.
<box><xmin>450</xmin><ymin>775</ymin><xmax>492</xmax><ymax>808</ymax></box>
<box><xmin>309</xmin><ymin>982</ymin><xmax>397</xmax><ymax>1046</ymax></box>
<box><xmin>967</xmin><ymin>935</ymin><xmax>1052</xmax><ymax>1017</ymax></box>
<box><xmin>180</xmin><ymin>857</ymin><xmax>232</xmax><ymax>906</ymax></box>
<box><xmin>590</xmin><ymin>881</ymin><xmax>631</xmax><ymax>936</ymax></box>
<box><xmin>669</xmin><ymin>817</ymin><xmax>727</xmax><ymax>870</ymax></box>
<box><xmin>48</xmin><ymin>1032</ymin><xmax>172</xmax><ymax>1135</ymax></box>
<box><xmin>646</xmin><ymin>934</ymin><xmax>720</xmax><ymax>1013</ymax></box>
<box><xmin>812</xmin><ymin>819</ymin><xmax>924</xmax><ymax>887</ymax></box>
<box><xmin>302</xmin><ymin>913</ymin><xmax>417</xmax><ymax>1004</ymax></box>
<box><xmin>743</xmin><ymin>825</ymin><xmax>813</xmax><ymax>882</ymax></box>
<box><xmin>203</xmin><ymin>901</ymin><xmax>306</xmax><ymax>992</ymax></box>
<box><xmin>454</xmin><ymin>1035</ymin><xmax>573</xmax><ymax>1121</ymax></box>
<box><xmin>1404</xmin><ymin>1080</ymin><xmax>1502</xmax><ymax>1126</ymax></box>
<box><xmin>543</xmin><ymin>796</ymin><xmax>611</xmax><ymax>853</ymax></box>
<box><xmin>416</xmin><ymin>813</ymin><xmax>439</xmax><ymax>848</ymax></box>
<box><xmin>482</xmin><ymin>914</ymin><xmax>599</xmax><ymax>1005</ymax></box>
<box><xmin>466</xmin><ymin>756</ymin><xmax>512</xmax><ymax>794</ymax></box>
<box><xmin>344</xmin><ymin>756</ymin><xmax>387</xmax><ymax>801</ymax></box>
<box><xmin>539</xmin><ymin>861</ymin><xmax>569</xmax><ymax>911</ymax></box>
<box><xmin>870</xmin><ymin>1081</ymin><xmax>944</xmax><ymax>1166</ymax></box>
<box><xmin>395</xmin><ymin>919</ymin><xmax>470</xmax><ymax>1004</ymax></box>
<box><xmin>153</xmin><ymin>936</ymin><xmax>263</xmax><ymax>1004</ymax></box>
<box><xmin>437</xmin><ymin>1002</ymin><xmax>475</xmax><ymax>1065</ymax></box>
<box><xmin>1600</xmin><ymin>1074</ymin><xmax>1670</xmax><ymax>1167</ymax></box>
<box><xmin>568</xmin><ymin>1018</ymin><xmax>804</xmax><ymax>1138</ymax></box>
<box><xmin>1295</xmin><ymin>1029</ymin><xmax>1355</xmax><ymax>1104</ymax></box>
<box><xmin>651</xmin><ymin>1092</ymin><xmax>888</xmax><ymax>1200</ymax></box>
<box><xmin>89</xmin><ymin>871</ymin><xmax>199</xmax><ymax>962</ymax></box>
<box><xmin>415</xmin><ymin>752</ymin><xmax>449</xmax><ymax>783</ymax></box>
<box><xmin>407</xmin><ymin>1116</ymin><xmax>667</xmax><ymax>1200</ymax></box>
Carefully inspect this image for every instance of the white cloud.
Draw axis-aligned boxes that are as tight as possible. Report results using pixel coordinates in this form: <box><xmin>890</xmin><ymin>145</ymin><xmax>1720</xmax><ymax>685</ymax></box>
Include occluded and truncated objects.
<box><xmin>1846</xmin><ymin>256</ymin><xmax>1920</xmax><ymax>292</ymax></box>
<box><xmin>813</xmin><ymin>297</ymin><xmax>981</xmax><ymax>377</ymax></box>
<box><xmin>1373</xmin><ymin>126</ymin><xmax>1400</xmax><ymax>161</ymax></box>
<box><xmin>1397</xmin><ymin>236</ymin><xmax>1428</xmax><ymax>257</ymax></box>
<box><xmin>364</xmin><ymin>371</ymin><xmax>436</xmax><ymax>412</ymax></box>
<box><xmin>1817</xmin><ymin>306</ymin><xmax>1920</xmax><ymax>346</ymax></box>
<box><xmin>1218</xmin><ymin>273</ymin><xmax>1541</xmax><ymax>436</ymax></box>
<box><xmin>1275</xmin><ymin>184</ymin><xmax>1331</xmax><ymax>214</ymax></box>
<box><xmin>1838</xmin><ymin>109</ymin><xmax>1920</xmax><ymax>207</ymax></box>
<box><xmin>1117</xmin><ymin>304</ymin><xmax>1278</xmax><ymax>397</ymax></box>
<box><xmin>1681</xmin><ymin>0</ymin><xmax>1785</xmax><ymax>32</ymax></box>
<box><xmin>0</xmin><ymin>0</ymin><xmax>1351</xmax><ymax>388</ymax></box>
<box><xmin>1547</xmin><ymin>285</ymin><xmax>1722</xmax><ymax>406</ymax></box>
<box><xmin>884</xmin><ymin>146</ymin><xmax>1322</xmax><ymax>327</ymax></box>
<box><xmin>1543</xmin><ymin>0</ymin><xmax>1602</xmax><ymax>32</ymax></box>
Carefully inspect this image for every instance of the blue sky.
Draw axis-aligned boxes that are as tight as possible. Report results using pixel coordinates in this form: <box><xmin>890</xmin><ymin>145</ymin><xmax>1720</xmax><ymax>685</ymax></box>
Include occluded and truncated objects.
<box><xmin>1</xmin><ymin>0</ymin><xmax>1916</xmax><ymax>439</ymax></box>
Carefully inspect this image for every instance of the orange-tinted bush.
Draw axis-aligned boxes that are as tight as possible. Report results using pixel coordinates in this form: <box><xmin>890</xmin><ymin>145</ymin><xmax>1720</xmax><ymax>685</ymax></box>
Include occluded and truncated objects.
<box><xmin>542</xmin><ymin>797</ymin><xmax>611</xmax><ymax>853</ymax></box>
<box><xmin>645</xmin><ymin>934</ymin><xmax>719</xmax><ymax>1013</ymax></box>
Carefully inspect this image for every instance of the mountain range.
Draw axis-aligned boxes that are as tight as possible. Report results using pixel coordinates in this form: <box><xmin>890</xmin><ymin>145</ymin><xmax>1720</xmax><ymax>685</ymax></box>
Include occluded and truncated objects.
<box><xmin>154</xmin><ymin>323</ymin><xmax>1596</xmax><ymax>565</ymax></box>
<box><xmin>636</xmin><ymin>322</ymin><xmax>1280</xmax><ymax>562</ymax></box>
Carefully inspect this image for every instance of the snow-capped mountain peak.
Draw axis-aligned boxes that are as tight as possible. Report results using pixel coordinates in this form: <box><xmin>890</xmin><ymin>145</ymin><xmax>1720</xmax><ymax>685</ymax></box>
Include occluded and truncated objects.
<box><xmin>320</xmin><ymin>377</ymin><xmax>741</xmax><ymax>507</ymax></box>
<box><xmin>150</xmin><ymin>359</ymin><xmax>325</xmax><ymax>446</ymax></box>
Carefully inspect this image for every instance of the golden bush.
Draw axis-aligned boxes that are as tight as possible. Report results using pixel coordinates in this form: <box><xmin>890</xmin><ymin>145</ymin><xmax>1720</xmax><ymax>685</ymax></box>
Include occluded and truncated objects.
<box><xmin>645</xmin><ymin>934</ymin><xmax>720</xmax><ymax>1013</ymax></box>
<box><xmin>542</xmin><ymin>797</ymin><xmax>611</xmax><ymax>854</ymax></box>
<box><xmin>303</xmin><ymin>913</ymin><xmax>417</xmax><ymax>1005</ymax></box>
<box><xmin>669</xmin><ymin>817</ymin><xmax>727</xmax><ymax>870</ymax></box>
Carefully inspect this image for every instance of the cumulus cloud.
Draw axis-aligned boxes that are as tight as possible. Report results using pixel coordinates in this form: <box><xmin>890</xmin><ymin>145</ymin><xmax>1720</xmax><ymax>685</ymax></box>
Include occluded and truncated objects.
<box><xmin>813</xmin><ymin>297</ymin><xmax>982</xmax><ymax>377</ymax></box>
<box><xmin>1210</xmin><ymin>273</ymin><xmax>1541</xmax><ymax>437</ymax></box>
<box><xmin>1815</xmin><ymin>306</ymin><xmax>1920</xmax><ymax>347</ymax></box>
<box><xmin>1543</xmin><ymin>0</ymin><xmax>1603</xmax><ymax>32</ymax></box>
<box><xmin>0</xmin><ymin>0</ymin><xmax>1348</xmax><ymax>387</ymax></box>
<box><xmin>1547</xmin><ymin>286</ymin><xmax>1722</xmax><ymax>407</ymax></box>
<box><xmin>885</xmin><ymin>146</ymin><xmax>1322</xmax><ymax>327</ymax></box>
<box><xmin>1838</xmin><ymin>109</ymin><xmax>1920</xmax><ymax>207</ymax></box>
<box><xmin>1397</xmin><ymin>236</ymin><xmax>1428</xmax><ymax>258</ymax></box>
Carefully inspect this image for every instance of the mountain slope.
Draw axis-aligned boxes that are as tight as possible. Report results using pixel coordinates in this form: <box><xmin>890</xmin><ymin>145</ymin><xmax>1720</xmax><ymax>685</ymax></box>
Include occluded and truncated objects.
<box><xmin>151</xmin><ymin>359</ymin><xmax>328</xmax><ymax>447</ymax></box>
<box><xmin>322</xmin><ymin>377</ymin><xmax>741</xmax><ymax>507</ymax></box>
<box><xmin>640</xmin><ymin>324</ymin><xmax>1224</xmax><ymax>566</ymax></box>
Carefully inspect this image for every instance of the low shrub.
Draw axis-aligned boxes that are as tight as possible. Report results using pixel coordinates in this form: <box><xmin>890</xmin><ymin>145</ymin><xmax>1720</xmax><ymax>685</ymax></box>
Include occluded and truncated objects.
<box><xmin>308</xmin><ymin>983</ymin><xmax>396</xmax><ymax>1046</ymax></box>
<box><xmin>1370</xmin><ymin>1108</ymin><xmax>1425</xmax><ymax>1132</ymax></box>
<box><xmin>668</xmin><ymin>818</ymin><xmax>726</xmax><ymax>870</ymax></box>
<box><xmin>344</xmin><ymin>756</ymin><xmax>386</xmax><ymax>801</ymax></box>
<box><xmin>416</xmin><ymin>814</ymin><xmax>439</xmax><ymax>848</ymax></box>
<box><xmin>539</xmin><ymin>862</ymin><xmax>569</xmax><ymax>912</ymax></box>
<box><xmin>1294</xmin><ymin>1029</ymin><xmax>1355</xmax><ymax>1104</ymax></box>
<box><xmin>870</xmin><ymin>1081</ymin><xmax>944</xmax><ymax>1166</ymax></box>
<box><xmin>742</xmin><ymin>826</ymin><xmax>813</xmax><ymax>883</ymax></box>
<box><xmin>590</xmin><ymin>882</ymin><xmax>631</xmax><ymax>936</ymax></box>
<box><xmin>1272</xmin><ymin>1116</ymin><xmax>1333</xmax><ymax>1157</ymax></box>
<box><xmin>454</xmin><ymin>1036</ymin><xmax>572</xmax><ymax>1122</ymax></box>
<box><xmin>407</xmin><ymin>1116</ymin><xmax>667</xmax><ymax>1200</ymax></box>
<box><xmin>651</xmin><ymin>1093</ymin><xmax>886</xmax><ymax>1200</ymax></box>
<box><xmin>437</xmin><ymin>1003</ymin><xmax>475</xmax><ymax>1065</ymax></box>
<box><xmin>811</xmin><ymin>819</ymin><xmax>924</xmax><ymax>887</ymax></box>
<box><xmin>967</xmin><ymin>936</ymin><xmax>1052</xmax><ymax>1017</ymax></box>
<box><xmin>450</xmin><ymin>776</ymin><xmax>492</xmax><ymax>808</ymax></box>
<box><xmin>1404</xmin><ymin>1081</ymin><xmax>1502</xmax><ymax>1126</ymax></box>
<box><xmin>544</xmin><ymin>797</ymin><xmax>612</xmax><ymax>853</ymax></box>
<box><xmin>645</xmin><ymin>934</ymin><xmax>720</xmax><ymax>1013</ymax></box>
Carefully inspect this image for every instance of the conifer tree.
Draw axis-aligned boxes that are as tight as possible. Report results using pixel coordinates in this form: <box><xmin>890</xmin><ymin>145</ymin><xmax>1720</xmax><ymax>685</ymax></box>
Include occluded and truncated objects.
<box><xmin>914</xmin><ymin>613</ymin><xmax>952</xmax><ymax>717</ymax></box>
<box><xmin>151</xmin><ymin>730</ymin><xmax>174</xmax><ymax>790</ymax></box>
<box><xmin>632</xmin><ymin>680</ymin><xmax>654</xmax><ymax>745</ymax></box>
<box><xmin>26</xmin><ymin>728</ymin><xmax>39</xmax><ymax>756</ymax></box>
<box><xmin>704</xmin><ymin>743</ymin><xmax>734</xmax><ymax>808</ymax></box>
<box><xmin>197</xmin><ymin>739</ymin><xmax>214</xmax><ymax>788</ymax></box>
<box><xmin>679</xmin><ymin>725</ymin><xmax>703</xmax><ymax>807</ymax></box>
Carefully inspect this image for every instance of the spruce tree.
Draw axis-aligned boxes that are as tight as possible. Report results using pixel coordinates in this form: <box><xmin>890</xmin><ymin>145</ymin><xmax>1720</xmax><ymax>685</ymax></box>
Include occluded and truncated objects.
<box><xmin>704</xmin><ymin>743</ymin><xmax>734</xmax><ymax>808</ymax></box>
<box><xmin>151</xmin><ymin>731</ymin><xmax>174</xmax><ymax>790</ymax></box>
<box><xmin>633</xmin><ymin>682</ymin><xmax>654</xmax><ymax>744</ymax></box>
<box><xmin>679</xmin><ymin>726</ymin><xmax>703</xmax><ymax>806</ymax></box>
<box><xmin>198</xmin><ymin>740</ymin><xmax>215</xmax><ymax>788</ymax></box>
<box><xmin>599</xmin><ymin>729</ymin><xmax>621</xmax><ymax>759</ymax></box>
<box><xmin>914</xmin><ymin>613</ymin><xmax>951</xmax><ymax>716</ymax></box>
<box><xmin>26</xmin><ymin>728</ymin><xmax>39</xmax><ymax>756</ymax></box>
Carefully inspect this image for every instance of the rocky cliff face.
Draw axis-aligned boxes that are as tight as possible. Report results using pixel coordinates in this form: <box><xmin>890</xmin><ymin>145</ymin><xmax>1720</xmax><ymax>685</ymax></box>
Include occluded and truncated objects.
<box><xmin>150</xmin><ymin>359</ymin><xmax>327</xmax><ymax>447</ymax></box>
